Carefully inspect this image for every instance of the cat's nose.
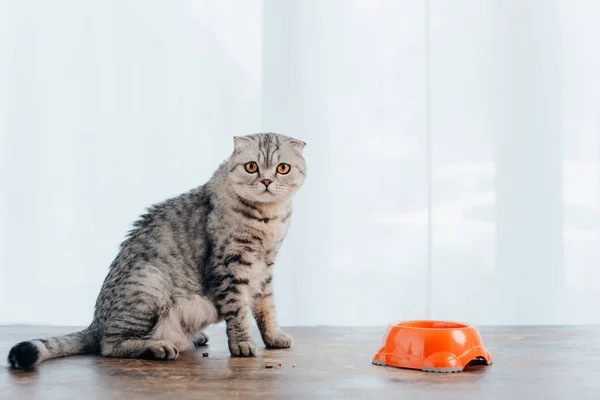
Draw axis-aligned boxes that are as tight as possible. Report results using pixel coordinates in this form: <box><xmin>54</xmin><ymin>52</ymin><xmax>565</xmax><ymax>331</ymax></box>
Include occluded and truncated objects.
<box><xmin>261</xmin><ymin>179</ymin><xmax>272</xmax><ymax>187</ymax></box>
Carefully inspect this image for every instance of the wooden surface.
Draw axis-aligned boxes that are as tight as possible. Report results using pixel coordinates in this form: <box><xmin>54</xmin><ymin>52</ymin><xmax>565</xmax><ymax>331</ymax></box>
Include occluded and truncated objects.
<box><xmin>1</xmin><ymin>325</ymin><xmax>599</xmax><ymax>399</ymax></box>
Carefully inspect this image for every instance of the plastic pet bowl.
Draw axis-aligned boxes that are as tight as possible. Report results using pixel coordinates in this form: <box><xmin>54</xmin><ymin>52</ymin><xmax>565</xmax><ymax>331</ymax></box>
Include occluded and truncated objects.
<box><xmin>372</xmin><ymin>320</ymin><xmax>492</xmax><ymax>373</ymax></box>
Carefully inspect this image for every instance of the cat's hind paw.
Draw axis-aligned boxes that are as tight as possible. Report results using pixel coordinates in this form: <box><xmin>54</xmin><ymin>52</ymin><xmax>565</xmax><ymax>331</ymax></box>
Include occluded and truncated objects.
<box><xmin>193</xmin><ymin>332</ymin><xmax>209</xmax><ymax>347</ymax></box>
<box><xmin>140</xmin><ymin>341</ymin><xmax>179</xmax><ymax>361</ymax></box>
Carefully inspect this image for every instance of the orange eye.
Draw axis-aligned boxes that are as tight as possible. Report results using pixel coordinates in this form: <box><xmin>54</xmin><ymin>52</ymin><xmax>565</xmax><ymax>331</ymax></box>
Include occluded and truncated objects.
<box><xmin>277</xmin><ymin>163</ymin><xmax>291</xmax><ymax>175</ymax></box>
<box><xmin>244</xmin><ymin>162</ymin><xmax>258</xmax><ymax>173</ymax></box>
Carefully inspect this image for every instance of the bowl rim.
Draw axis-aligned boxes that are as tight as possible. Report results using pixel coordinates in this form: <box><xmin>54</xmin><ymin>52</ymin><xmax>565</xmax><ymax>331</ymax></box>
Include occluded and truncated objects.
<box><xmin>392</xmin><ymin>319</ymin><xmax>474</xmax><ymax>330</ymax></box>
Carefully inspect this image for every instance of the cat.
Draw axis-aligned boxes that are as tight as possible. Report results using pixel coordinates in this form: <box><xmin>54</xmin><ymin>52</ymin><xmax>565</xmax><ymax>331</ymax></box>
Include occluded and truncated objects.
<box><xmin>8</xmin><ymin>132</ymin><xmax>306</xmax><ymax>370</ymax></box>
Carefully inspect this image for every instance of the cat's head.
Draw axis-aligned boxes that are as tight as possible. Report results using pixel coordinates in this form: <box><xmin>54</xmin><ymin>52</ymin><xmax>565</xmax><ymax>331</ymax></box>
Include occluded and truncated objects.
<box><xmin>228</xmin><ymin>133</ymin><xmax>306</xmax><ymax>203</ymax></box>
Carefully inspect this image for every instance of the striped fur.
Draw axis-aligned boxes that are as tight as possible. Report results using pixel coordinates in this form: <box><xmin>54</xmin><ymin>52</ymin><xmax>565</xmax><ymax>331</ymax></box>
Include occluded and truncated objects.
<box><xmin>8</xmin><ymin>133</ymin><xmax>306</xmax><ymax>369</ymax></box>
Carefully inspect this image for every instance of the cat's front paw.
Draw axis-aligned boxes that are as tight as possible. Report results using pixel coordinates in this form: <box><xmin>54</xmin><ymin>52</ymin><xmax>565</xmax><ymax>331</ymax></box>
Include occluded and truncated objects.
<box><xmin>229</xmin><ymin>339</ymin><xmax>257</xmax><ymax>357</ymax></box>
<box><xmin>264</xmin><ymin>331</ymin><xmax>293</xmax><ymax>349</ymax></box>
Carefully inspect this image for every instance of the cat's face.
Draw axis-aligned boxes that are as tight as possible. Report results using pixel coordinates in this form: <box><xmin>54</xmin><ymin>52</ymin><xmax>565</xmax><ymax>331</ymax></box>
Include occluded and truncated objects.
<box><xmin>228</xmin><ymin>133</ymin><xmax>306</xmax><ymax>203</ymax></box>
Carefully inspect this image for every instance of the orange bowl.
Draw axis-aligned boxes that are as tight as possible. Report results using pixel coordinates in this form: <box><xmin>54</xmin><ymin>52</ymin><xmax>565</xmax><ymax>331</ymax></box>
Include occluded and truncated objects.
<box><xmin>372</xmin><ymin>320</ymin><xmax>492</xmax><ymax>373</ymax></box>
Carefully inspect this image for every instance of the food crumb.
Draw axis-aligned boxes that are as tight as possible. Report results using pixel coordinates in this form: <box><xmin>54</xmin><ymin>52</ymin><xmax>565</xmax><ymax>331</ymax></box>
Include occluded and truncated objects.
<box><xmin>265</xmin><ymin>364</ymin><xmax>274</xmax><ymax>369</ymax></box>
<box><xmin>277</xmin><ymin>362</ymin><xmax>283</xmax><ymax>367</ymax></box>
<box><xmin>202</xmin><ymin>352</ymin><xmax>209</xmax><ymax>357</ymax></box>
<box><xmin>292</xmin><ymin>364</ymin><xmax>296</xmax><ymax>368</ymax></box>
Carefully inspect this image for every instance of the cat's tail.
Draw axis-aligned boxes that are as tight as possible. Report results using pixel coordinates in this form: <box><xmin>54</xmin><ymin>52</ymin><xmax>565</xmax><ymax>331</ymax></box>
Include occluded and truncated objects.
<box><xmin>7</xmin><ymin>327</ymin><xmax>99</xmax><ymax>370</ymax></box>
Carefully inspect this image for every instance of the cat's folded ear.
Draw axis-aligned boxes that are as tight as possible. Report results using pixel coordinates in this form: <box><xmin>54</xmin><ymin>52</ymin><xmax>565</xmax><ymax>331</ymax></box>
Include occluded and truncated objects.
<box><xmin>287</xmin><ymin>138</ymin><xmax>306</xmax><ymax>155</ymax></box>
<box><xmin>233</xmin><ymin>136</ymin><xmax>253</xmax><ymax>153</ymax></box>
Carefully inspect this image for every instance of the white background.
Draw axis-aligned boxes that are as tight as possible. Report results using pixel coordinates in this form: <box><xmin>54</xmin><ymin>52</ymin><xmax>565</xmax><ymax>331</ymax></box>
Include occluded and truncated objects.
<box><xmin>1</xmin><ymin>0</ymin><xmax>598</xmax><ymax>326</ymax></box>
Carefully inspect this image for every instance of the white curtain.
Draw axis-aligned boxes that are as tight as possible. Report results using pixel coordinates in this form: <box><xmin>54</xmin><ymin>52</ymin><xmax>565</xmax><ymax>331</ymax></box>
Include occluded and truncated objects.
<box><xmin>1</xmin><ymin>0</ymin><xmax>598</xmax><ymax>326</ymax></box>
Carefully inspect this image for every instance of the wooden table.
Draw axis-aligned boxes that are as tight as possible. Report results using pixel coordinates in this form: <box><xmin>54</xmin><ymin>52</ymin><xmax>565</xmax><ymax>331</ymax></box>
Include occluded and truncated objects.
<box><xmin>1</xmin><ymin>325</ymin><xmax>599</xmax><ymax>399</ymax></box>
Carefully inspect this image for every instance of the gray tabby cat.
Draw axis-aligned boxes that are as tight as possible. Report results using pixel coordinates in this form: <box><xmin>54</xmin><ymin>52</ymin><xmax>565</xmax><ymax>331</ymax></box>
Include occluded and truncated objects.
<box><xmin>8</xmin><ymin>133</ymin><xmax>306</xmax><ymax>370</ymax></box>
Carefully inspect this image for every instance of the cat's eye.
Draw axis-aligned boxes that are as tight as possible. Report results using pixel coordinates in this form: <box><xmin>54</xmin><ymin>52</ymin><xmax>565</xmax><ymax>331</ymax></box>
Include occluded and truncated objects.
<box><xmin>277</xmin><ymin>163</ymin><xmax>291</xmax><ymax>175</ymax></box>
<box><xmin>244</xmin><ymin>162</ymin><xmax>258</xmax><ymax>174</ymax></box>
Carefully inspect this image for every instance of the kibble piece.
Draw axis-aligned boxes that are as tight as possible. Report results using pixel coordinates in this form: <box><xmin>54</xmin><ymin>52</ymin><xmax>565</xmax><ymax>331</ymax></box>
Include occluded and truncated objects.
<box><xmin>202</xmin><ymin>352</ymin><xmax>209</xmax><ymax>357</ymax></box>
<box><xmin>292</xmin><ymin>364</ymin><xmax>296</xmax><ymax>368</ymax></box>
<box><xmin>277</xmin><ymin>362</ymin><xmax>283</xmax><ymax>367</ymax></box>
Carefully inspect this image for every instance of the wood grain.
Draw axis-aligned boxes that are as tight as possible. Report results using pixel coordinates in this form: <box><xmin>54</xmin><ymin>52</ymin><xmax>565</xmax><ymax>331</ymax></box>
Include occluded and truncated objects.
<box><xmin>1</xmin><ymin>325</ymin><xmax>599</xmax><ymax>399</ymax></box>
